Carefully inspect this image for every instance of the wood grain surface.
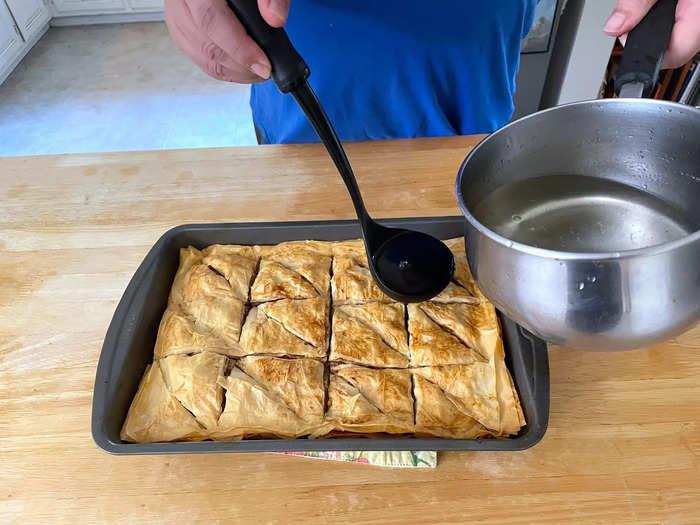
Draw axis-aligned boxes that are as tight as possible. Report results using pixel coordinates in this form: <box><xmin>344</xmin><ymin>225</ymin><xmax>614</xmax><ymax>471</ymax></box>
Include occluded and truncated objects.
<box><xmin>1</xmin><ymin>136</ymin><xmax>699</xmax><ymax>524</ymax></box>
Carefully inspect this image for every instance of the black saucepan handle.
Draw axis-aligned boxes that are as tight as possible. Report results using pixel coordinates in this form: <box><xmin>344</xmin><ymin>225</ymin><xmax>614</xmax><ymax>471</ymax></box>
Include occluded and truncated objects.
<box><xmin>225</xmin><ymin>0</ymin><xmax>309</xmax><ymax>93</ymax></box>
<box><xmin>614</xmin><ymin>0</ymin><xmax>678</xmax><ymax>97</ymax></box>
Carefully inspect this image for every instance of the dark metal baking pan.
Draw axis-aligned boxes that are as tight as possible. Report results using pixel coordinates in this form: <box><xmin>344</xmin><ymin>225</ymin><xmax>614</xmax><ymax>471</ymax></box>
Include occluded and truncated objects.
<box><xmin>92</xmin><ymin>217</ymin><xmax>549</xmax><ymax>454</ymax></box>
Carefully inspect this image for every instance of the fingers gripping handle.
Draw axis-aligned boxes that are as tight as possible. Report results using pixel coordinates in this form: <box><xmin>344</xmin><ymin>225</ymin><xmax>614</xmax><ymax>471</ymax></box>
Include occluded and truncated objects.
<box><xmin>225</xmin><ymin>0</ymin><xmax>309</xmax><ymax>93</ymax></box>
<box><xmin>614</xmin><ymin>0</ymin><xmax>678</xmax><ymax>97</ymax></box>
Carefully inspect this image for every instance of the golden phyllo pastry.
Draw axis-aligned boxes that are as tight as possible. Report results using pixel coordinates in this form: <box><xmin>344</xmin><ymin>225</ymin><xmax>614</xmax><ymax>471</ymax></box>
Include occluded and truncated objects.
<box><xmin>330</xmin><ymin>240</ymin><xmax>392</xmax><ymax>304</ymax></box>
<box><xmin>431</xmin><ymin>238</ymin><xmax>488</xmax><ymax>304</ymax></box>
<box><xmin>201</xmin><ymin>244</ymin><xmax>258</xmax><ymax>302</ymax></box>
<box><xmin>432</xmin><ymin>281</ymin><xmax>481</xmax><ymax>304</ymax></box>
<box><xmin>122</xmin><ymin>237</ymin><xmax>525</xmax><ymax>444</ymax></box>
<box><xmin>412</xmin><ymin>363</ymin><xmax>506</xmax><ymax>435</ymax></box>
<box><xmin>168</xmin><ymin>246</ymin><xmax>204</xmax><ymax>308</ymax></box>
<box><xmin>408</xmin><ymin>301</ymin><xmax>500</xmax><ymax>366</ymax></box>
<box><xmin>326</xmin><ymin>364</ymin><xmax>413</xmax><ymax>434</ymax></box>
<box><xmin>165</xmin><ymin>246</ymin><xmax>258</xmax><ymax>355</ymax></box>
<box><xmin>240</xmin><ymin>298</ymin><xmax>328</xmax><ymax>358</ymax></box>
<box><xmin>154</xmin><ymin>309</ymin><xmax>229</xmax><ymax>359</ymax></box>
<box><xmin>493</xmin><ymin>341</ymin><xmax>526</xmax><ymax>436</ymax></box>
<box><xmin>412</xmin><ymin>374</ymin><xmax>492</xmax><ymax>439</ymax></box>
<box><xmin>178</xmin><ymin>264</ymin><xmax>246</xmax><ymax>344</ymax></box>
<box><xmin>120</xmin><ymin>360</ymin><xmax>203</xmax><ymax>443</ymax></box>
<box><xmin>330</xmin><ymin>302</ymin><xmax>409</xmax><ymax>367</ymax></box>
<box><xmin>251</xmin><ymin>241</ymin><xmax>331</xmax><ymax>302</ymax></box>
<box><xmin>159</xmin><ymin>351</ymin><xmax>227</xmax><ymax>431</ymax></box>
<box><xmin>412</xmin><ymin>350</ymin><xmax>524</xmax><ymax>438</ymax></box>
<box><xmin>258</xmin><ymin>297</ymin><xmax>328</xmax><ymax>349</ymax></box>
<box><xmin>155</xmin><ymin>245</ymin><xmax>256</xmax><ymax>358</ymax></box>
<box><xmin>214</xmin><ymin>356</ymin><xmax>330</xmax><ymax>439</ymax></box>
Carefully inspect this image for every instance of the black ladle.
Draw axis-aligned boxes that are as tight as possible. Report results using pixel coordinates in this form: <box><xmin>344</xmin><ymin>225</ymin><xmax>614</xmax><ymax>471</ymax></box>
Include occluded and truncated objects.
<box><xmin>226</xmin><ymin>0</ymin><xmax>455</xmax><ymax>302</ymax></box>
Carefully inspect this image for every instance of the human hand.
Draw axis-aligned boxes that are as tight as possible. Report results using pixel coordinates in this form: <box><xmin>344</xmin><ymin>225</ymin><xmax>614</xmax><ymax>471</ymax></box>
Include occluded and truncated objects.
<box><xmin>165</xmin><ymin>0</ymin><xmax>290</xmax><ymax>82</ymax></box>
<box><xmin>604</xmin><ymin>0</ymin><xmax>700</xmax><ymax>69</ymax></box>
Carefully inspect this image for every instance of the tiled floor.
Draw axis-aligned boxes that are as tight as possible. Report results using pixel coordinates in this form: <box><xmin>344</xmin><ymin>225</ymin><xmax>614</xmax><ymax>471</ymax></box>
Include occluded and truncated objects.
<box><xmin>0</xmin><ymin>22</ymin><xmax>256</xmax><ymax>157</ymax></box>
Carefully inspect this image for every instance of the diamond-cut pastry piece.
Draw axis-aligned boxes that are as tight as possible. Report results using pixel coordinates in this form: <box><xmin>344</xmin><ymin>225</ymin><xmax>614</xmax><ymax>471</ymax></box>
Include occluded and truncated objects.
<box><xmin>120</xmin><ymin>361</ymin><xmax>202</xmax><ymax>443</ymax></box>
<box><xmin>240</xmin><ymin>299</ymin><xmax>327</xmax><ymax>359</ymax></box>
<box><xmin>160</xmin><ymin>351</ymin><xmax>227</xmax><ymax>430</ymax></box>
<box><xmin>201</xmin><ymin>244</ymin><xmax>257</xmax><ymax>302</ymax></box>
<box><xmin>331</xmin><ymin>240</ymin><xmax>392</xmax><ymax>304</ymax></box>
<box><xmin>250</xmin><ymin>242</ymin><xmax>331</xmax><ymax>302</ymax></box>
<box><xmin>214</xmin><ymin>356</ymin><xmax>329</xmax><ymax>439</ymax></box>
<box><xmin>330</xmin><ymin>302</ymin><xmax>408</xmax><ymax>367</ymax></box>
<box><xmin>412</xmin><ymin>364</ymin><xmax>500</xmax><ymax>432</ymax></box>
<box><xmin>408</xmin><ymin>301</ymin><xmax>499</xmax><ymax>365</ymax></box>
<box><xmin>154</xmin><ymin>309</ymin><xmax>234</xmax><ymax>359</ymax></box>
<box><xmin>237</xmin><ymin>355</ymin><xmax>325</xmax><ymax>418</ymax></box>
<box><xmin>250</xmin><ymin>261</ymin><xmax>319</xmax><ymax>301</ymax></box>
<box><xmin>215</xmin><ymin>369</ymin><xmax>309</xmax><ymax>439</ymax></box>
<box><xmin>168</xmin><ymin>246</ymin><xmax>204</xmax><ymax>307</ymax></box>
<box><xmin>412</xmin><ymin>373</ymin><xmax>493</xmax><ymax>439</ymax></box>
<box><xmin>431</xmin><ymin>238</ymin><xmax>488</xmax><ymax>303</ymax></box>
<box><xmin>408</xmin><ymin>303</ymin><xmax>488</xmax><ymax>366</ymax></box>
<box><xmin>326</xmin><ymin>364</ymin><xmax>413</xmax><ymax>434</ymax></box>
<box><xmin>177</xmin><ymin>263</ymin><xmax>246</xmax><ymax>349</ymax></box>
<box><xmin>258</xmin><ymin>297</ymin><xmax>328</xmax><ymax>349</ymax></box>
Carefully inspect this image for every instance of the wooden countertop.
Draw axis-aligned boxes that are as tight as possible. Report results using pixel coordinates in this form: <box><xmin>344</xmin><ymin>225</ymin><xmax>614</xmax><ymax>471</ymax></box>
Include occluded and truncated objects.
<box><xmin>1</xmin><ymin>136</ymin><xmax>699</xmax><ymax>523</ymax></box>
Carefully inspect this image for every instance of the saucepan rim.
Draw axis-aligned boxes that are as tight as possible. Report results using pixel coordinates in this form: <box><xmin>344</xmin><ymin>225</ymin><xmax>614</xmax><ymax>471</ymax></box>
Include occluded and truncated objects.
<box><xmin>455</xmin><ymin>98</ymin><xmax>700</xmax><ymax>262</ymax></box>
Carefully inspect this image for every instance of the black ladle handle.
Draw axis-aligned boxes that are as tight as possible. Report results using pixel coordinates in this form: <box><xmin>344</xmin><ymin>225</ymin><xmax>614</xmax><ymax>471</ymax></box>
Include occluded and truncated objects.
<box><xmin>225</xmin><ymin>0</ymin><xmax>308</xmax><ymax>93</ymax></box>
<box><xmin>225</xmin><ymin>0</ymin><xmax>374</xmax><ymax>235</ymax></box>
<box><xmin>614</xmin><ymin>0</ymin><xmax>677</xmax><ymax>97</ymax></box>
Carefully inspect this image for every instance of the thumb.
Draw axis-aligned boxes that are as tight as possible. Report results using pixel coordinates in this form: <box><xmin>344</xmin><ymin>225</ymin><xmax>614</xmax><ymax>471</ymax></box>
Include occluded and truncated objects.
<box><xmin>604</xmin><ymin>0</ymin><xmax>659</xmax><ymax>36</ymax></box>
<box><xmin>258</xmin><ymin>0</ymin><xmax>289</xmax><ymax>27</ymax></box>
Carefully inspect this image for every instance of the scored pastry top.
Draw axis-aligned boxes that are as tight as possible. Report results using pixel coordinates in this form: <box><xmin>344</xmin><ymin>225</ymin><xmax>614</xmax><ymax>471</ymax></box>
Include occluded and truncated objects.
<box><xmin>251</xmin><ymin>241</ymin><xmax>332</xmax><ymax>302</ymax></box>
<box><xmin>121</xmin><ymin>237</ymin><xmax>524</xmax><ymax>443</ymax></box>
<box><xmin>331</xmin><ymin>239</ymin><xmax>393</xmax><ymax>305</ymax></box>
<box><xmin>330</xmin><ymin>302</ymin><xmax>409</xmax><ymax>367</ymax></box>
<box><xmin>215</xmin><ymin>356</ymin><xmax>330</xmax><ymax>440</ymax></box>
<box><xmin>326</xmin><ymin>364</ymin><xmax>414</xmax><ymax>435</ymax></box>
<box><xmin>240</xmin><ymin>297</ymin><xmax>329</xmax><ymax>359</ymax></box>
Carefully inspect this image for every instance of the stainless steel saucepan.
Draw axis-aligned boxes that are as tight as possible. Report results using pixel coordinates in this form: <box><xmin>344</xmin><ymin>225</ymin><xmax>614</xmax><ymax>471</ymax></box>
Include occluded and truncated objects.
<box><xmin>456</xmin><ymin>0</ymin><xmax>699</xmax><ymax>350</ymax></box>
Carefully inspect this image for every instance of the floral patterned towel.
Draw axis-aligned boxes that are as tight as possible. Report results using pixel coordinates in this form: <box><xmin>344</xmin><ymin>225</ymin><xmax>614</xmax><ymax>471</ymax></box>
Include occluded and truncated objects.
<box><xmin>276</xmin><ymin>450</ymin><xmax>437</xmax><ymax>468</ymax></box>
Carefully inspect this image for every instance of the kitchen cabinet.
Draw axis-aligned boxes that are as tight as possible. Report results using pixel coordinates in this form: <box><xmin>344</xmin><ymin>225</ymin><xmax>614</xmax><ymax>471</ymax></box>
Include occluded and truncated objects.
<box><xmin>50</xmin><ymin>0</ymin><xmax>127</xmax><ymax>16</ymax></box>
<box><xmin>126</xmin><ymin>0</ymin><xmax>162</xmax><ymax>11</ymax></box>
<box><xmin>5</xmin><ymin>0</ymin><xmax>50</xmax><ymax>41</ymax></box>
<box><xmin>50</xmin><ymin>0</ymin><xmax>163</xmax><ymax>16</ymax></box>
<box><xmin>1</xmin><ymin>0</ymin><xmax>163</xmax><ymax>84</ymax></box>
<box><xmin>0</xmin><ymin>1</ymin><xmax>24</xmax><ymax>79</ymax></box>
<box><xmin>0</xmin><ymin>0</ymin><xmax>50</xmax><ymax>84</ymax></box>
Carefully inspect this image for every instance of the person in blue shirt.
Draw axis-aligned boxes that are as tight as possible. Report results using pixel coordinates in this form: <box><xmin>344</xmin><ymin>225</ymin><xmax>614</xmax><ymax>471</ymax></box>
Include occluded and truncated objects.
<box><xmin>165</xmin><ymin>0</ymin><xmax>700</xmax><ymax>144</ymax></box>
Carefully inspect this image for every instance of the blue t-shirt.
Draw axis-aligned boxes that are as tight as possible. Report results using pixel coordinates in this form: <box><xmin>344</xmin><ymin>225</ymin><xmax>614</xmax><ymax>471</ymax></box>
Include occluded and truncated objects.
<box><xmin>251</xmin><ymin>1</ymin><xmax>537</xmax><ymax>143</ymax></box>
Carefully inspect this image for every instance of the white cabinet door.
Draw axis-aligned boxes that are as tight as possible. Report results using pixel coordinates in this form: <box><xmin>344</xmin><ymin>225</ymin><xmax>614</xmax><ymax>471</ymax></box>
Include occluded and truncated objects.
<box><xmin>51</xmin><ymin>0</ymin><xmax>127</xmax><ymax>15</ymax></box>
<box><xmin>4</xmin><ymin>0</ymin><xmax>50</xmax><ymax>41</ymax></box>
<box><xmin>0</xmin><ymin>1</ymin><xmax>22</xmax><ymax>70</ymax></box>
<box><xmin>127</xmin><ymin>0</ymin><xmax>163</xmax><ymax>11</ymax></box>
